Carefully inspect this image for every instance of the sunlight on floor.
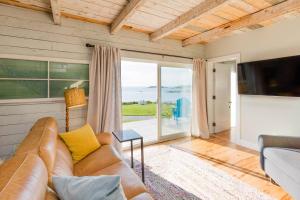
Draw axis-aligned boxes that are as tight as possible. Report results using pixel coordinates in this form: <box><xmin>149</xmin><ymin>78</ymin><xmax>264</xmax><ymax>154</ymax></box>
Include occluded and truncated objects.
<box><xmin>125</xmin><ymin>133</ymin><xmax>291</xmax><ymax>200</ymax></box>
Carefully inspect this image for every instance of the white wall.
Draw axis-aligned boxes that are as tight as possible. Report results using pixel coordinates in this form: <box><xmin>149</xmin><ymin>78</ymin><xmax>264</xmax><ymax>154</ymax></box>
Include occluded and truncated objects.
<box><xmin>0</xmin><ymin>4</ymin><xmax>204</xmax><ymax>159</ymax></box>
<box><xmin>205</xmin><ymin>16</ymin><xmax>300</xmax><ymax>148</ymax></box>
<box><xmin>0</xmin><ymin>101</ymin><xmax>86</xmax><ymax>159</ymax></box>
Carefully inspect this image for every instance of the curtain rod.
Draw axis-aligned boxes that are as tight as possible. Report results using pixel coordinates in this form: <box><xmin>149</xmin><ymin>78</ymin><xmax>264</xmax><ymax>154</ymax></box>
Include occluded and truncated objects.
<box><xmin>85</xmin><ymin>43</ymin><xmax>193</xmax><ymax>60</ymax></box>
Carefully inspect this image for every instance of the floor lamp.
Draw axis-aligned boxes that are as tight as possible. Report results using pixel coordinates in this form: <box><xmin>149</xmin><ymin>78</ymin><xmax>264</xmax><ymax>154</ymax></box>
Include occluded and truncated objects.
<box><xmin>64</xmin><ymin>88</ymin><xmax>87</xmax><ymax>132</ymax></box>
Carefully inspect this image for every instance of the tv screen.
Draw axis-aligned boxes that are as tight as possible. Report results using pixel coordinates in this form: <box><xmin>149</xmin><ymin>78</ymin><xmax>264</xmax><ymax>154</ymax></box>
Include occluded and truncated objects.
<box><xmin>238</xmin><ymin>55</ymin><xmax>300</xmax><ymax>97</ymax></box>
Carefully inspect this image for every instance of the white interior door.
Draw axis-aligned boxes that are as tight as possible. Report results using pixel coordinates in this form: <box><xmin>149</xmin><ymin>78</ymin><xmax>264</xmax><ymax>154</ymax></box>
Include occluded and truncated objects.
<box><xmin>214</xmin><ymin>63</ymin><xmax>233</xmax><ymax>133</ymax></box>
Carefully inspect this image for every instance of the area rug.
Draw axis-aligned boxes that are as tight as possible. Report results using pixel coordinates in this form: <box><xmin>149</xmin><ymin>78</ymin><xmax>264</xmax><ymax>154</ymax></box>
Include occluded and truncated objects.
<box><xmin>130</xmin><ymin>147</ymin><xmax>274</xmax><ymax>200</ymax></box>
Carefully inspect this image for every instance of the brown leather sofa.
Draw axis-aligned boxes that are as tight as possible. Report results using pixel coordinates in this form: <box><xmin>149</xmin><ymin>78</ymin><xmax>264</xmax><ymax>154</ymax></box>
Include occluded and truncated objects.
<box><xmin>0</xmin><ymin>117</ymin><xmax>152</xmax><ymax>200</ymax></box>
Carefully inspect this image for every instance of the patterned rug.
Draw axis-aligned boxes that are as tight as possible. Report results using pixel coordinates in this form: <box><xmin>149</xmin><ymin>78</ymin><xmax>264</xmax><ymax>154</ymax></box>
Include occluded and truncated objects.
<box><xmin>130</xmin><ymin>146</ymin><xmax>274</xmax><ymax>200</ymax></box>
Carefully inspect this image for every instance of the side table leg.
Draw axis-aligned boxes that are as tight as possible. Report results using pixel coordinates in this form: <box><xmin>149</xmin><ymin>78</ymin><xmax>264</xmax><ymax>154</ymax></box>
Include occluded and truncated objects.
<box><xmin>130</xmin><ymin>140</ymin><xmax>134</xmax><ymax>168</ymax></box>
<box><xmin>141</xmin><ymin>138</ymin><xmax>144</xmax><ymax>183</ymax></box>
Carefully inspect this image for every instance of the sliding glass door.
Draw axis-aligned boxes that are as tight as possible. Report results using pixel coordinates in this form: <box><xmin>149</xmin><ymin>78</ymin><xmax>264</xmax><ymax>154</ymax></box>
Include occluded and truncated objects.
<box><xmin>121</xmin><ymin>60</ymin><xmax>158</xmax><ymax>142</ymax></box>
<box><xmin>159</xmin><ymin>66</ymin><xmax>192</xmax><ymax>140</ymax></box>
<box><xmin>121</xmin><ymin>60</ymin><xmax>192</xmax><ymax>144</ymax></box>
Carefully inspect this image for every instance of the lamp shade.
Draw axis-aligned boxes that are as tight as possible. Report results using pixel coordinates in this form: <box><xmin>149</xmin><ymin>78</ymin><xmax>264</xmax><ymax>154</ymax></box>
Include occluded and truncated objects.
<box><xmin>64</xmin><ymin>88</ymin><xmax>87</xmax><ymax>108</ymax></box>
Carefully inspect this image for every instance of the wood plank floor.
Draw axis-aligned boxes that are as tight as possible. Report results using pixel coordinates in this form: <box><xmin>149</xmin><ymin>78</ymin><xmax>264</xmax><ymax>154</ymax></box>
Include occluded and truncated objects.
<box><xmin>134</xmin><ymin>131</ymin><xmax>292</xmax><ymax>200</ymax></box>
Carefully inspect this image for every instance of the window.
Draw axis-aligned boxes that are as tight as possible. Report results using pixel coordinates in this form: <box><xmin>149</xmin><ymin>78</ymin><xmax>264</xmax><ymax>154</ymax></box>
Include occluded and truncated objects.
<box><xmin>0</xmin><ymin>58</ymin><xmax>89</xmax><ymax>100</ymax></box>
<box><xmin>49</xmin><ymin>62</ymin><xmax>89</xmax><ymax>98</ymax></box>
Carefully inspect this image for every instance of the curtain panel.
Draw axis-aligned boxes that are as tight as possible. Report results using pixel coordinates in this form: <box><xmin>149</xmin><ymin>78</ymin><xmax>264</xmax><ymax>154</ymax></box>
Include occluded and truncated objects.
<box><xmin>191</xmin><ymin>58</ymin><xmax>210</xmax><ymax>138</ymax></box>
<box><xmin>87</xmin><ymin>45</ymin><xmax>122</xmax><ymax>151</ymax></box>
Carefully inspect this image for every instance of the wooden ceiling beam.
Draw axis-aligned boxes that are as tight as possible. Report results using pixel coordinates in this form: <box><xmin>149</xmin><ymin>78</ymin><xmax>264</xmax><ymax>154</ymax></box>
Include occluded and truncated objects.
<box><xmin>50</xmin><ymin>0</ymin><xmax>61</xmax><ymax>25</ymax></box>
<box><xmin>150</xmin><ymin>0</ymin><xmax>229</xmax><ymax>42</ymax></box>
<box><xmin>111</xmin><ymin>0</ymin><xmax>146</xmax><ymax>34</ymax></box>
<box><xmin>183</xmin><ymin>0</ymin><xmax>300</xmax><ymax>46</ymax></box>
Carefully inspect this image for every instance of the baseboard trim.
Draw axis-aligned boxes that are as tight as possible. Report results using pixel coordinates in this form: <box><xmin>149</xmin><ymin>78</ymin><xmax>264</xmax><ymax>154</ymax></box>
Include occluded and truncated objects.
<box><xmin>237</xmin><ymin>139</ymin><xmax>258</xmax><ymax>151</ymax></box>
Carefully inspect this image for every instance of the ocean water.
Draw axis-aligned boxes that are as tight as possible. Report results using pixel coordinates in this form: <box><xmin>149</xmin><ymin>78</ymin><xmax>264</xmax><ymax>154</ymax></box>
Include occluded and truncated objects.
<box><xmin>122</xmin><ymin>86</ymin><xmax>191</xmax><ymax>103</ymax></box>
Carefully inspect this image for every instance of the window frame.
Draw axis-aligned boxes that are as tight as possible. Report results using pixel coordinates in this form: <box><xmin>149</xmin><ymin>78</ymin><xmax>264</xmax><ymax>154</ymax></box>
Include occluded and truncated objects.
<box><xmin>0</xmin><ymin>54</ymin><xmax>89</xmax><ymax>104</ymax></box>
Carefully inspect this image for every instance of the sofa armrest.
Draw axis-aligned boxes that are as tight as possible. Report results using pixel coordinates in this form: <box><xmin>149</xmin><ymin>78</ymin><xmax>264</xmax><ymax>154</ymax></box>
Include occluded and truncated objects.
<box><xmin>96</xmin><ymin>132</ymin><xmax>113</xmax><ymax>145</ymax></box>
<box><xmin>258</xmin><ymin>135</ymin><xmax>300</xmax><ymax>151</ymax></box>
<box><xmin>258</xmin><ymin>135</ymin><xmax>300</xmax><ymax>170</ymax></box>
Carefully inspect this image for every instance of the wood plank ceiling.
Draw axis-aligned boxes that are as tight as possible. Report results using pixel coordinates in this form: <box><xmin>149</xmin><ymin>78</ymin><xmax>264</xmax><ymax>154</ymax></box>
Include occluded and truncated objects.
<box><xmin>0</xmin><ymin>0</ymin><xmax>300</xmax><ymax>46</ymax></box>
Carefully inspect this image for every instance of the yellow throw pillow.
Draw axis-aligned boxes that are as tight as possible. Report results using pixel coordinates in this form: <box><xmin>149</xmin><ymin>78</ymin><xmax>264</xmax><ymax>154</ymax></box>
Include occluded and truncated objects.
<box><xmin>60</xmin><ymin>124</ymin><xmax>100</xmax><ymax>163</ymax></box>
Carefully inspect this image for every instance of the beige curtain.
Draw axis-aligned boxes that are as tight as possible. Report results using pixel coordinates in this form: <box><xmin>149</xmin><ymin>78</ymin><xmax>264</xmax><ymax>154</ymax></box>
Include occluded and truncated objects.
<box><xmin>87</xmin><ymin>45</ymin><xmax>122</xmax><ymax>151</ymax></box>
<box><xmin>191</xmin><ymin>58</ymin><xmax>210</xmax><ymax>139</ymax></box>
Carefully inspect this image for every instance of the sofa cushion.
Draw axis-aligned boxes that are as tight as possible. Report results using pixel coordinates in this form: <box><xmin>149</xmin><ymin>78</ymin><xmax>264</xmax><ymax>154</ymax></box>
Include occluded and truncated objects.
<box><xmin>53</xmin><ymin>175</ymin><xmax>126</xmax><ymax>200</ymax></box>
<box><xmin>92</xmin><ymin>161</ymin><xmax>147</xmax><ymax>199</ymax></box>
<box><xmin>51</xmin><ymin>138</ymin><xmax>74</xmax><ymax>182</ymax></box>
<box><xmin>264</xmin><ymin>147</ymin><xmax>300</xmax><ymax>184</ymax></box>
<box><xmin>15</xmin><ymin>117</ymin><xmax>58</xmax><ymax>185</ymax></box>
<box><xmin>0</xmin><ymin>154</ymin><xmax>48</xmax><ymax>200</ymax></box>
<box><xmin>265</xmin><ymin>159</ymin><xmax>300</xmax><ymax>199</ymax></box>
<box><xmin>74</xmin><ymin>145</ymin><xmax>122</xmax><ymax>176</ymax></box>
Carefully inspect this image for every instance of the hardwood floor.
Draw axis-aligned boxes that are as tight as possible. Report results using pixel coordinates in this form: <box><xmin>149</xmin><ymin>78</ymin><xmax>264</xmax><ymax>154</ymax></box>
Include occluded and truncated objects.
<box><xmin>133</xmin><ymin>131</ymin><xmax>292</xmax><ymax>200</ymax></box>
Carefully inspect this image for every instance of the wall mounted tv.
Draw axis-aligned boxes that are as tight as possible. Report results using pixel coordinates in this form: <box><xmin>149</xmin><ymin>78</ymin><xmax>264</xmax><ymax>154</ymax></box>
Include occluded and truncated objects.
<box><xmin>238</xmin><ymin>55</ymin><xmax>300</xmax><ymax>97</ymax></box>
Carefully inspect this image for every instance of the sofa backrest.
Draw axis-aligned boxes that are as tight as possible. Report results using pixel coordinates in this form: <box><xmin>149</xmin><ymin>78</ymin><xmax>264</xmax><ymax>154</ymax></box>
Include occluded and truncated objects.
<box><xmin>52</xmin><ymin>137</ymin><xmax>74</xmax><ymax>177</ymax></box>
<box><xmin>0</xmin><ymin>154</ymin><xmax>48</xmax><ymax>200</ymax></box>
<box><xmin>15</xmin><ymin>117</ymin><xmax>58</xmax><ymax>186</ymax></box>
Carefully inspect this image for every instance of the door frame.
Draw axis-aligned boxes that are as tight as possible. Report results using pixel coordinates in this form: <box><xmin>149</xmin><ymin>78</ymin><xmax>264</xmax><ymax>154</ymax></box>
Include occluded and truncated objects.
<box><xmin>207</xmin><ymin>53</ymin><xmax>241</xmax><ymax>144</ymax></box>
<box><xmin>157</xmin><ymin>63</ymin><xmax>192</xmax><ymax>141</ymax></box>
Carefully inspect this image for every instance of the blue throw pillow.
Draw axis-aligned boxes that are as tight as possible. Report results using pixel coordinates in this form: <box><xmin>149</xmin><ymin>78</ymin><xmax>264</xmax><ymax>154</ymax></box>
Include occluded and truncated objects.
<box><xmin>52</xmin><ymin>175</ymin><xmax>127</xmax><ymax>200</ymax></box>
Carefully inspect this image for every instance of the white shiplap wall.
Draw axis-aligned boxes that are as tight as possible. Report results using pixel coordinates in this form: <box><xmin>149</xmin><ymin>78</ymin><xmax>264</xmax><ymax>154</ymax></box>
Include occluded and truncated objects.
<box><xmin>0</xmin><ymin>101</ymin><xmax>87</xmax><ymax>159</ymax></box>
<box><xmin>0</xmin><ymin>4</ymin><xmax>204</xmax><ymax>159</ymax></box>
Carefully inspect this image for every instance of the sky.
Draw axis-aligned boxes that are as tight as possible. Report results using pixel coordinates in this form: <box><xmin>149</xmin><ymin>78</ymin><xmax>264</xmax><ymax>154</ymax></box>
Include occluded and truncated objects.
<box><xmin>121</xmin><ymin>60</ymin><xmax>192</xmax><ymax>87</ymax></box>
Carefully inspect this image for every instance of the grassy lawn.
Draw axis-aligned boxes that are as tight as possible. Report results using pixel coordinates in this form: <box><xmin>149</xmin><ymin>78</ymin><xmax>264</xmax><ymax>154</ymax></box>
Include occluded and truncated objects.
<box><xmin>122</xmin><ymin>103</ymin><xmax>173</xmax><ymax>118</ymax></box>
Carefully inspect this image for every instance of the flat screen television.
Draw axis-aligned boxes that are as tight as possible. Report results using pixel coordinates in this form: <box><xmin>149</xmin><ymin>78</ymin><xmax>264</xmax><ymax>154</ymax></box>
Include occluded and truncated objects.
<box><xmin>238</xmin><ymin>55</ymin><xmax>300</xmax><ymax>97</ymax></box>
